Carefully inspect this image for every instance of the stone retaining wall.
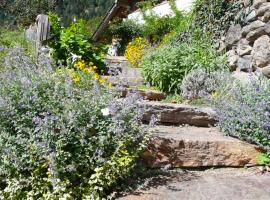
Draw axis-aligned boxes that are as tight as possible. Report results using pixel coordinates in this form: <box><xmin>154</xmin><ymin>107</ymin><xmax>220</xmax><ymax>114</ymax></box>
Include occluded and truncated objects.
<box><xmin>225</xmin><ymin>0</ymin><xmax>270</xmax><ymax>78</ymax></box>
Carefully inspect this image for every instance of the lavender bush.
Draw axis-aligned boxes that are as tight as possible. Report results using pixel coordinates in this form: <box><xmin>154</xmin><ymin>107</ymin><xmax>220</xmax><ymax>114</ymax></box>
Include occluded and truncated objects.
<box><xmin>212</xmin><ymin>77</ymin><xmax>270</xmax><ymax>152</ymax></box>
<box><xmin>180</xmin><ymin>68</ymin><xmax>228</xmax><ymax>99</ymax></box>
<box><xmin>0</xmin><ymin>48</ymin><xmax>149</xmax><ymax>199</ymax></box>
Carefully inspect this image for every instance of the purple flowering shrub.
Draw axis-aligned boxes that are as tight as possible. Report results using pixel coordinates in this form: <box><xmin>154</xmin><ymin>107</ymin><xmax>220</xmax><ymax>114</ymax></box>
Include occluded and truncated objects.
<box><xmin>0</xmin><ymin>48</ymin><xmax>149</xmax><ymax>199</ymax></box>
<box><xmin>212</xmin><ymin>77</ymin><xmax>270</xmax><ymax>152</ymax></box>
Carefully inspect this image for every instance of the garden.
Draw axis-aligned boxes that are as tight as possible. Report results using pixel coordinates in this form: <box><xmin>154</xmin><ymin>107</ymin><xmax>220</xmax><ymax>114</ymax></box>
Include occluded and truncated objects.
<box><xmin>0</xmin><ymin>0</ymin><xmax>270</xmax><ymax>199</ymax></box>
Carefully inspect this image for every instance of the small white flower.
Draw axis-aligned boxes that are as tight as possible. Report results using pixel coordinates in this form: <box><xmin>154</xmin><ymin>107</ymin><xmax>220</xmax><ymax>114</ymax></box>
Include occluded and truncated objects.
<box><xmin>71</xmin><ymin>53</ymin><xmax>81</xmax><ymax>63</ymax></box>
<box><xmin>101</xmin><ymin>108</ymin><xmax>110</xmax><ymax>116</ymax></box>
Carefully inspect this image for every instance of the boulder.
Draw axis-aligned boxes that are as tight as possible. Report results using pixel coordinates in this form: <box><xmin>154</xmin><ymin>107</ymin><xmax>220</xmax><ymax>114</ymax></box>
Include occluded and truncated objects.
<box><xmin>237</xmin><ymin>55</ymin><xmax>253</xmax><ymax>71</ymax></box>
<box><xmin>225</xmin><ymin>24</ymin><xmax>242</xmax><ymax>48</ymax></box>
<box><xmin>237</xmin><ymin>43</ymin><xmax>253</xmax><ymax>56</ymax></box>
<box><xmin>246</xmin><ymin>26</ymin><xmax>267</xmax><ymax>42</ymax></box>
<box><xmin>227</xmin><ymin>49</ymin><xmax>239</xmax><ymax>70</ymax></box>
<box><xmin>252</xmin><ymin>35</ymin><xmax>270</xmax><ymax>67</ymax></box>
<box><xmin>253</xmin><ymin>0</ymin><xmax>267</xmax><ymax>9</ymax></box>
<box><xmin>256</xmin><ymin>2</ymin><xmax>270</xmax><ymax>16</ymax></box>
<box><xmin>142</xmin><ymin>101</ymin><xmax>216</xmax><ymax>127</ymax></box>
<box><xmin>261</xmin><ymin>65</ymin><xmax>270</xmax><ymax>78</ymax></box>
<box><xmin>245</xmin><ymin>9</ymin><xmax>257</xmax><ymax>22</ymax></box>
<box><xmin>143</xmin><ymin>126</ymin><xmax>263</xmax><ymax>168</ymax></box>
<box><xmin>242</xmin><ymin>20</ymin><xmax>265</xmax><ymax>36</ymax></box>
<box><xmin>262</xmin><ymin>11</ymin><xmax>270</xmax><ymax>22</ymax></box>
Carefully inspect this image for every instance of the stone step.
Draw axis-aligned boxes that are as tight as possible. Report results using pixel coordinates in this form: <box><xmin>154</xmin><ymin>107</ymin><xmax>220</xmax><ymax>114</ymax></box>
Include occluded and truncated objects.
<box><xmin>143</xmin><ymin>126</ymin><xmax>263</xmax><ymax>168</ymax></box>
<box><xmin>143</xmin><ymin>101</ymin><xmax>216</xmax><ymax>127</ymax></box>
<box><xmin>118</xmin><ymin>168</ymin><xmax>270</xmax><ymax>200</ymax></box>
<box><xmin>121</xmin><ymin>89</ymin><xmax>167</xmax><ymax>101</ymax></box>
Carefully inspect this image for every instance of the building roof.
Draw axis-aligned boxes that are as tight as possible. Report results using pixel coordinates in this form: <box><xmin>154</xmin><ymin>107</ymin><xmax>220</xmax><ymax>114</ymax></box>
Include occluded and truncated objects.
<box><xmin>91</xmin><ymin>0</ymin><xmax>138</xmax><ymax>41</ymax></box>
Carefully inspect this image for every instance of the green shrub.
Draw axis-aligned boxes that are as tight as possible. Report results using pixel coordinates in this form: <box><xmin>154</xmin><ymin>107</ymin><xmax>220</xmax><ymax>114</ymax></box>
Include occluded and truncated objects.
<box><xmin>212</xmin><ymin>77</ymin><xmax>270</xmax><ymax>152</ymax></box>
<box><xmin>0</xmin><ymin>48</ymin><xmax>149</xmax><ymax>199</ymax></box>
<box><xmin>103</xmin><ymin>19</ymin><xmax>144</xmax><ymax>55</ymax></box>
<box><xmin>141</xmin><ymin>34</ymin><xmax>226</xmax><ymax>92</ymax></box>
<box><xmin>48</xmin><ymin>13</ymin><xmax>107</xmax><ymax>70</ymax></box>
<box><xmin>191</xmin><ymin>0</ymin><xmax>243</xmax><ymax>40</ymax></box>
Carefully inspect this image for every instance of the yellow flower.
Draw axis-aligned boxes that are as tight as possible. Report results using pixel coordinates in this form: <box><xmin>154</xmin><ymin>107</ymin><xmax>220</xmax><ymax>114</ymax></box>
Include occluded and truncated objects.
<box><xmin>211</xmin><ymin>91</ymin><xmax>219</xmax><ymax>98</ymax></box>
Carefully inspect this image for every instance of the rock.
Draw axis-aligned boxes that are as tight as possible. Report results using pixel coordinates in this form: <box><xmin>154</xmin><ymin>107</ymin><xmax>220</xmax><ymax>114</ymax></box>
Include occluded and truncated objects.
<box><xmin>257</xmin><ymin>2</ymin><xmax>270</xmax><ymax>16</ymax></box>
<box><xmin>225</xmin><ymin>24</ymin><xmax>242</xmax><ymax>48</ymax></box>
<box><xmin>121</xmin><ymin>89</ymin><xmax>167</xmax><ymax>101</ymax></box>
<box><xmin>253</xmin><ymin>0</ymin><xmax>267</xmax><ymax>9</ymax></box>
<box><xmin>227</xmin><ymin>49</ymin><xmax>239</xmax><ymax>70</ymax></box>
<box><xmin>241</xmin><ymin>0</ymin><xmax>252</xmax><ymax>7</ymax></box>
<box><xmin>232</xmin><ymin>71</ymin><xmax>258</xmax><ymax>85</ymax></box>
<box><xmin>237</xmin><ymin>44</ymin><xmax>253</xmax><ymax>56</ymax></box>
<box><xmin>142</xmin><ymin>101</ymin><xmax>216</xmax><ymax>127</ymax></box>
<box><xmin>143</xmin><ymin>126</ymin><xmax>263</xmax><ymax>168</ymax></box>
<box><xmin>245</xmin><ymin>10</ymin><xmax>257</xmax><ymax>22</ymax></box>
<box><xmin>261</xmin><ymin>65</ymin><xmax>270</xmax><ymax>78</ymax></box>
<box><xmin>262</xmin><ymin>11</ymin><xmax>270</xmax><ymax>22</ymax></box>
<box><xmin>237</xmin><ymin>55</ymin><xmax>253</xmax><ymax>71</ymax></box>
<box><xmin>252</xmin><ymin>35</ymin><xmax>270</xmax><ymax>67</ymax></box>
<box><xmin>242</xmin><ymin>20</ymin><xmax>265</xmax><ymax>36</ymax></box>
<box><xmin>246</xmin><ymin>26</ymin><xmax>267</xmax><ymax>42</ymax></box>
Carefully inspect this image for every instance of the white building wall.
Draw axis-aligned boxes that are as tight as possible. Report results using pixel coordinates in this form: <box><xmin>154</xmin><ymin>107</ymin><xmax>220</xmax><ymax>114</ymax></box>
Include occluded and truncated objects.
<box><xmin>127</xmin><ymin>0</ymin><xmax>194</xmax><ymax>24</ymax></box>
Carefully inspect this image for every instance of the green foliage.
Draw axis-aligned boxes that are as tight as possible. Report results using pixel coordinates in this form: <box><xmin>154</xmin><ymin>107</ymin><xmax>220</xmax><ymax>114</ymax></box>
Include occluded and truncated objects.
<box><xmin>0</xmin><ymin>0</ymin><xmax>114</xmax><ymax>26</ymax></box>
<box><xmin>0</xmin><ymin>48</ymin><xmax>149</xmax><ymax>199</ymax></box>
<box><xmin>103</xmin><ymin>19</ymin><xmax>144</xmax><ymax>55</ymax></box>
<box><xmin>48</xmin><ymin>13</ymin><xmax>107</xmax><ymax>70</ymax></box>
<box><xmin>192</xmin><ymin>0</ymin><xmax>243</xmax><ymax>40</ymax></box>
<box><xmin>141</xmin><ymin>1</ymin><xmax>191</xmax><ymax>44</ymax></box>
<box><xmin>0</xmin><ymin>28</ymin><xmax>35</xmax><ymax>56</ymax></box>
<box><xmin>257</xmin><ymin>153</ymin><xmax>270</xmax><ymax>166</ymax></box>
<box><xmin>0</xmin><ymin>0</ymin><xmax>57</xmax><ymax>26</ymax></box>
<box><xmin>141</xmin><ymin>33</ymin><xmax>226</xmax><ymax>92</ymax></box>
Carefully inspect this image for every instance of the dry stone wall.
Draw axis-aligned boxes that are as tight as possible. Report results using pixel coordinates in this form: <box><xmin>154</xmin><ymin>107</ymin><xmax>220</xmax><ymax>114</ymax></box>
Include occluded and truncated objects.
<box><xmin>225</xmin><ymin>0</ymin><xmax>270</xmax><ymax>78</ymax></box>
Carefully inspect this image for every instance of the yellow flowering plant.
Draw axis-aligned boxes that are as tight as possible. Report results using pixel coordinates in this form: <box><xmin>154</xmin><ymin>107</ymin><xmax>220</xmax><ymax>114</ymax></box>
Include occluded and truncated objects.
<box><xmin>57</xmin><ymin>60</ymin><xmax>112</xmax><ymax>87</ymax></box>
<box><xmin>124</xmin><ymin>37</ymin><xmax>149</xmax><ymax>68</ymax></box>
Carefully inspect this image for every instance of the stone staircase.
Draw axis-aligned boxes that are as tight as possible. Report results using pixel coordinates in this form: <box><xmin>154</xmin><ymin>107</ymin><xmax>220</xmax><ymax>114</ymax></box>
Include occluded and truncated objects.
<box><xmin>107</xmin><ymin>56</ymin><xmax>269</xmax><ymax>200</ymax></box>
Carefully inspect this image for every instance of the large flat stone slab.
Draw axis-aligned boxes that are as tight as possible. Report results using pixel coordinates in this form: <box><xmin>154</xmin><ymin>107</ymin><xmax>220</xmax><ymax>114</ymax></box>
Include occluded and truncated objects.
<box><xmin>143</xmin><ymin>126</ymin><xmax>263</xmax><ymax>168</ymax></box>
<box><xmin>121</xmin><ymin>89</ymin><xmax>167</xmax><ymax>101</ymax></box>
<box><xmin>143</xmin><ymin>101</ymin><xmax>216</xmax><ymax>127</ymax></box>
<box><xmin>118</xmin><ymin>168</ymin><xmax>270</xmax><ymax>200</ymax></box>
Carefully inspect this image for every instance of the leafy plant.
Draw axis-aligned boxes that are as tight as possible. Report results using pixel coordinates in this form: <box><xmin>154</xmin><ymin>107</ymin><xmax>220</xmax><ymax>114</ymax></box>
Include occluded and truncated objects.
<box><xmin>191</xmin><ymin>0</ymin><xmax>243</xmax><ymax>40</ymax></box>
<box><xmin>103</xmin><ymin>19</ymin><xmax>144</xmax><ymax>55</ymax></box>
<box><xmin>0</xmin><ymin>48</ymin><xmax>150</xmax><ymax>199</ymax></box>
<box><xmin>257</xmin><ymin>153</ymin><xmax>270</xmax><ymax>166</ymax></box>
<box><xmin>180</xmin><ymin>68</ymin><xmax>228</xmax><ymax>99</ymax></box>
<box><xmin>212</xmin><ymin>77</ymin><xmax>270</xmax><ymax>152</ymax></box>
<box><xmin>141</xmin><ymin>33</ymin><xmax>226</xmax><ymax>92</ymax></box>
<box><xmin>125</xmin><ymin>37</ymin><xmax>150</xmax><ymax>67</ymax></box>
<box><xmin>48</xmin><ymin>13</ymin><xmax>107</xmax><ymax>71</ymax></box>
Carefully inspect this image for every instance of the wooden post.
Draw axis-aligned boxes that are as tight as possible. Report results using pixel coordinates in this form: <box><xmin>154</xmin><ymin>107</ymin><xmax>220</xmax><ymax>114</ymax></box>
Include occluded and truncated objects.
<box><xmin>36</xmin><ymin>14</ymin><xmax>50</xmax><ymax>55</ymax></box>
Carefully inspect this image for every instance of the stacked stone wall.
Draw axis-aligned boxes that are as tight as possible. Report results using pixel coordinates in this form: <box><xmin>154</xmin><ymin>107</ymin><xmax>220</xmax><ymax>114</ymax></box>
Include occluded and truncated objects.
<box><xmin>225</xmin><ymin>0</ymin><xmax>270</xmax><ymax>78</ymax></box>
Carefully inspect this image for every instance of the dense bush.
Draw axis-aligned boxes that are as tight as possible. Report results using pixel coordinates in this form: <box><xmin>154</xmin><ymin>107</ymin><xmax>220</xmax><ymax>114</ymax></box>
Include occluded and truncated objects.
<box><xmin>181</xmin><ymin>68</ymin><xmax>228</xmax><ymax>99</ymax></box>
<box><xmin>125</xmin><ymin>37</ymin><xmax>150</xmax><ymax>67</ymax></box>
<box><xmin>141</xmin><ymin>34</ymin><xmax>226</xmax><ymax>92</ymax></box>
<box><xmin>212</xmin><ymin>77</ymin><xmax>270</xmax><ymax>152</ymax></box>
<box><xmin>191</xmin><ymin>0</ymin><xmax>243</xmax><ymax>40</ymax></box>
<box><xmin>103</xmin><ymin>19</ymin><xmax>144</xmax><ymax>55</ymax></box>
<box><xmin>48</xmin><ymin>13</ymin><xmax>107</xmax><ymax>70</ymax></box>
<box><xmin>0</xmin><ymin>48</ymin><xmax>150</xmax><ymax>199</ymax></box>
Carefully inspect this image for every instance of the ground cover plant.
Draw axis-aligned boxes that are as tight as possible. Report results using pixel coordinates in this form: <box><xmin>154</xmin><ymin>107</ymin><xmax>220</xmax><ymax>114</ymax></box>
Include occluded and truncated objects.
<box><xmin>212</xmin><ymin>77</ymin><xmax>270</xmax><ymax>152</ymax></box>
<box><xmin>0</xmin><ymin>47</ymin><xmax>150</xmax><ymax>199</ymax></box>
